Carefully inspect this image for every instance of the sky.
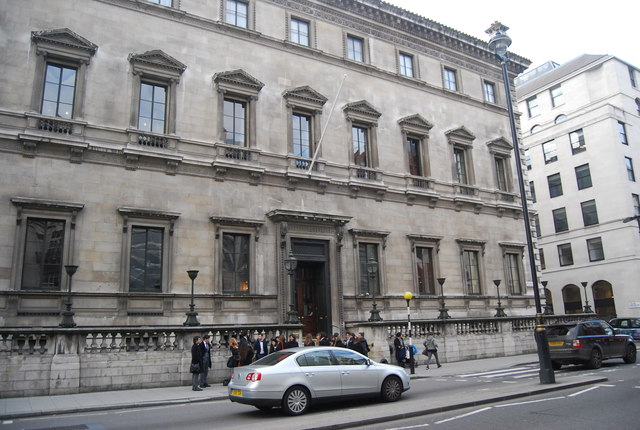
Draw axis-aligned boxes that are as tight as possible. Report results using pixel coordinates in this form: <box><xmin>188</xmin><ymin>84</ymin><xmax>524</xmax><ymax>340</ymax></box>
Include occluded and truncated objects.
<box><xmin>384</xmin><ymin>0</ymin><xmax>640</xmax><ymax>72</ymax></box>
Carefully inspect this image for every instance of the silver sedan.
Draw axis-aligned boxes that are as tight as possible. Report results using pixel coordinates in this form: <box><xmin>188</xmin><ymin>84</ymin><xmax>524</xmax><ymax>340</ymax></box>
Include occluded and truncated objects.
<box><xmin>228</xmin><ymin>346</ymin><xmax>410</xmax><ymax>415</ymax></box>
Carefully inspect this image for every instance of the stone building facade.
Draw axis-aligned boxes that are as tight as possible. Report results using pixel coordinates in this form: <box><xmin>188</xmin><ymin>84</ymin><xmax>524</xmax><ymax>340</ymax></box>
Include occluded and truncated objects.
<box><xmin>0</xmin><ymin>0</ymin><xmax>533</xmax><ymax>334</ymax></box>
<box><xmin>517</xmin><ymin>55</ymin><xmax>640</xmax><ymax>318</ymax></box>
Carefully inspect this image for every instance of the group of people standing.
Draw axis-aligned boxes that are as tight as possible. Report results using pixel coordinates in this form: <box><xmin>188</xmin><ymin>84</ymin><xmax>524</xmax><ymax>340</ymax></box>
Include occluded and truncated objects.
<box><xmin>393</xmin><ymin>331</ymin><xmax>442</xmax><ymax>369</ymax></box>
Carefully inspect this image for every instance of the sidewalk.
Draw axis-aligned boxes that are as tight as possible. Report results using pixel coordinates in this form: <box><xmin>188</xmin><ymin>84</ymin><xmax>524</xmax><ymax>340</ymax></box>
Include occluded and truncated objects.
<box><xmin>0</xmin><ymin>353</ymin><xmax>606</xmax><ymax>421</ymax></box>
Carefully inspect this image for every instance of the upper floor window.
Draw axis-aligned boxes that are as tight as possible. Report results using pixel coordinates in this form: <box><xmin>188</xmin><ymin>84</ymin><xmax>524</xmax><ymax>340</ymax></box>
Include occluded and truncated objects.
<box><xmin>539</xmin><ymin>247</ymin><xmax>546</xmax><ymax>270</ymax></box>
<box><xmin>533</xmin><ymin>214</ymin><xmax>541</xmax><ymax>238</ymax></box>
<box><xmin>633</xmin><ymin>193</ymin><xmax>640</xmax><ymax>216</ymax></box>
<box><xmin>626</xmin><ymin>157</ymin><xmax>636</xmax><ymax>182</ymax></box>
<box><xmin>542</xmin><ymin>140</ymin><xmax>557</xmax><ymax>164</ymax></box>
<box><xmin>283</xmin><ymin>86</ymin><xmax>327</xmax><ymax>166</ymax></box>
<box><xmin>415</xmin><ymin>246</ymin><xmax>436</xmax><ymax>295</ymax></box>
<box><xmin>554</xmin><ymin>114</ymin><xmax>567</xmax><ymax>124</ymax></box>
<box><xmin>524</xmin><ymin>149</ymin><xmax>532</xmax><ymax>170</ymax></box>
<box><xmin>147</xmin><ymin>0</ymin><xmax>172</xmax><ymax>6</ymax></box>
<box><xmin>587</xmin><ymin>237</ymin><xmax>604</xmax><ymax>262</ymax></box>
<box><xmin>346</xmin><ymin>35</ymin><xmax>364</xmax><ymax>62</ymax></box>
<box><xmin>504</xmin><ymin>250</ymin><xmax>524</xmax><ymax>295</ymax></box>
<box><xmin>630</xmin><ymin>66</ymin><xmax>637</xmax><ymax>88</ymax></box>
<box><xmin>550</xmin><ymin>84</ymin><xmax>564</xmax><ymax>107</ymax></box>
<box><xmin>224</xmin><ymin>98</ymin><xmax>247</xmax><ymax>146</ymax></box>
<box><xmin>399</xmin><ymin>114</ymin><xmax>433</xmax><ymax>179</ymax></box>
<box><xmin>526</xmin><ymin>96</ymin><xmax>540</xmax><ymax>117</ymax></box>
<box><xmin>483</xmin><ymin>81</ymin><xmax>496</xmax><ymax>103</ymax></box>
<box><xmin>552</xmin><ymin>207</ymin><xmax>568</xmax><ymax>233</ymax></box>
<box><xmin>358</xmin><ymin>243</ymin><xmax>380</xmax><ymax>296</ymax></box>
<box><xmin>344</xmin><ymin>100</ymin><xmax>381</xmax><ymax>175</ymax></box>
<box><xmin>407</xmin><ymin>137</ymin><xmax>422</xmax><ymax>176</ymax></box>
<box><xmin>569</xmin><ymin>129</ymin><xmax>586</xmax><ymax>154</ymax></box>
<box><xmin>222</xmin><ymin>233</ymin><xmax>250</xmax><ymax>294</ymax></box>
<box><xmin>42</xmin><ymin>63</ymin><xmax>77</xmax><ymax>119</ymax></box>
<box><xmin>138</xmin><ymin>82</ymin><xmax>167</xmax><ymax>133</ymax></box>
<box><xmin>352</xmin><ymin>126</ymin><xmax>370</xmax><ymax>167</ymax></box>
<box><xmin>443</xmin><ymin>67</ymin><xmax>458</xmax><ymax>91</ymax></box>
<box><xmin>495</xmin><ymin>157</ymin><xmax>508</xmax><ymax>191</ymax></box>
<box><xmin>454</xmin><ymin>148</ymin><xmax>469</xmax><ymax>185</ymax></box>
<box><xmin>399</xmin><ymin>52</ymin><xmax>414</xmax><ymax>77</ymax></box>
<box><xmin>558</xmin><ymin>243</ymin><xmax>574</xmax><ymax>266</ymax></box>
<box><xmin>226</xmin><ymin>0</ymin><xmax>249</xmax><ymax>28</ymax></box>
<box><xmin>547</xmin><ymin>173</ymin><xmax>563</xmax><ymax>198</ymax></box>
<box><xmin>446</xmin><ymin>127</ymin><xmax>476</xmax><ymax>191</ymax></box>
<box><xmin>457</xmin><ymin>239</ymin><xmax>485</xmax><ymax>295</ymax></box>
<box><xmin>531</xmin><ymin>125</ymin><xmax>542</xmax><ymax>134</ymax></box>
<box><xmin>581</xmin><ymin>199</ymin><xmax>599</xmax><ymax>226</ymax></box>
<box><xmin>292</xmin><ymin>113</ymin><xmax>311</xmax><ymax>158</ymax></box>
<box><xmin>619</xmin><ymin>121</ymin><xmax>628</xmax><ymax>145</ymax></box>
<box><xmin>529</xmin><ymin>181</ymin><xmax>536</xmax><ymax>203</ymax></box>
<box><xmin>290</xmin><ymin>17</ymin><xmax>310</xmax><ymax>46</ymax></box>
<box><xmin>575</xmin><ymin>164</ymin><xmax>593</xmax><ymax>190</ymax></box>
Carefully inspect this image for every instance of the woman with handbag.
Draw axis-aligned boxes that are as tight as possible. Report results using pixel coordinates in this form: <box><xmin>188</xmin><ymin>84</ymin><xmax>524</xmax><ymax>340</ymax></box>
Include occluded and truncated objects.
<box><xmin>190</xmin><ymin>336</ymin><xmax>203</xmax><ymax>391</ymax></box>
<box><xmin>223</xmin><ymin>337</ymin><xmax>241</xmax><ymax>386</ymax></box>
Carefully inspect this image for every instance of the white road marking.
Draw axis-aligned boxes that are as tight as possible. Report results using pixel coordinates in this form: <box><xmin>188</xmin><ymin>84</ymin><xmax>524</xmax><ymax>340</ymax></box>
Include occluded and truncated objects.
<box><xmin>501</xmin><ymin>380</ymin><xmax>517</xmax><ymax>384</ymax></box>
<box><xmin>482</xmin><ymin>369</ymin><xmax>539</xmax><ymax>378</ymax></box>
<box><xmin>495</xmin><ymin>396</ymin><xmax>566</xmax><ymax>407</ymax></box>
<box><xmin>568</xmin><ymin>386</ymin><xmax>599</xmax><ymax>397</ymax></box>
<box><xmin>435</xmin><ymin>406</ymin><xmax>492</xmax><ymax>424</ymax></box>
<box><xmin>457</xmin><ymin>367</ymin><xmax>530</xmax><ymax>377</ymax></box>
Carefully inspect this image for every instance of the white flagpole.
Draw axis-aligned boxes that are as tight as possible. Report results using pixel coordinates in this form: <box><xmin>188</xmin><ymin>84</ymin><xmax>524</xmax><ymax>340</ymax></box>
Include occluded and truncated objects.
<box><xmin>307</xmin><ymin>74</ymin><xmax>348</xmax><ymax>175</ymax></box>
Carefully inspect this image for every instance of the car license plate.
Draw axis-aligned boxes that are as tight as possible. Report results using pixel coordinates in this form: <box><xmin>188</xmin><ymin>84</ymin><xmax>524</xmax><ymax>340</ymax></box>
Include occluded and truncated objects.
<box><xmin>231</xmin><ymin>389</ymin><xmax>243</xmax><ymax>397</ymax></box>
<box><xmin>548</xmin><ymin>341</ymin><xmax>564</xmax><ymax>347</ymax></box>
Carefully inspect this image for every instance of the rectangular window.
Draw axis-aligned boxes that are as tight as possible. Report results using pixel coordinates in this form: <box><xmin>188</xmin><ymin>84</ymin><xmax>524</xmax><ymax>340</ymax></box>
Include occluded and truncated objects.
<box><xmin>129</xmin><ymin>226</ymin><xmax>163</xmax><ymax>292</ymax></box>
<box><xmin>352</xmin><ymin>125</ymin><xmax>370</xmax><ymax>167</ymax></box>
<box><xmin>222</xmin><ymin>233</ymin><xmax>250</xmax><ymax>294</ymax></box>
<box><xmin>587</xmin><ymin>237</ymin><xmax>604</xmax><ymax>262</ymax></box>
<box><xmin>534</xmin><ymin>214</ymin><xmax>541</xmax><ymax>238</ymax></box>
<box><xmin>619</xmin><ymin>121</ymin><xmax>628</xmax><ymax>145</ymax></box>
<box><xmin>22</xmin><ymin>218</ymin><xmax>65</xmax><ymax>290</ymax></box>
<box><xmin>506</xmin><ymin>253</ymin><xmax>523</xmax><ymax>295</ymax></box>
<box><xmin>524</xmin><ymin>149</ymin><xmax>532</xmax><ymax>170</ymax></box>
<box><xmin>148</xmin><ymin>0</ymin><xmax>172</xmax><ymax>5</ymax></box>
<box><xmin>399</xmin><ymin>53</ymin><xmax>414</xmax><ymax>77</ymax></box>
<box><xmin>346</xmin><ymin>35</ymin><xmax>364</xmax><ymax>62</ymax></box>
<box><xmin>633</xmin><ymin>193</ymin><xmax>640</xmax><ymax>215</ymax></box>
<box><xmin>483</xmin><ymin>81</ymin><xmax>496</xmax><ymax>103</ymax></box>
<box><xmin>539</xmin><ymin>248</ymin><xmax>546</xmax><ymax>270</ymax></box>
<box><xmin>558</xmin><ymin>243</ymin><xmax>574</xmax><ymax>266</ymax></box>
<box><xmin>358</xmin><ymin>243</ymin><xmax>379</xmax><ymax>295</ymax></box>
<box><xmin>495</xmin><ymin>157</ymin><xmax>508</xmax><ymax>191</ymax></box>
<box><xmin>407</xmin><ymin>136</ymin><xmax>422</xmax><ymax>176</ymax></box>
<box><xmin>569</xmin><ymin>129</ymin><xmax>586</xmax><ymax>154</ymax></box>
<box><xmin>290</xmin><ymin>18</ymin><xmax>309</xmax><ymax>46</ymax></box>
<box><xmin>553</xmin><ymin>207</ymin><xmax>569</xmax><ymax>233</ymax></box>
<box><xmin>547</xmin><ymin>173</ymin><xmax>563</xmax><ymax>198</ymax></box>
<box><xmin>529</xmin><ymin>181</ymin><xmax>536</xmax><ymax>203</ymax></box>
<box><xmin>415</xmin><ymin>246</ymin><xmax>436</xmax><ymax>295</ymax></box>
<box><xmin>581</xmin><ymin>200</ymin><xmax>599</xmax><ymax>226</ymax></box>
<box><xmin>224</xmin><ymin>98</ymin><xmax>247</xmax><ymax>146</ymax></box>
<box><xmin>550</xmin><ymin>84</ymin><xmax>564</xmax><ymax>107</ymax></box>
<box><xmin>626</xmin><ymin>157</ymin><xmax>636</xmax><ymax>181</ymax></box>
<box><xmin>138</xmin><ymin>82</ymin><xmax>167</xmax><ymax>133</ymax></box>
<box><xmin>542</xmin><ymin>140</ymin><xmax>557</xmax><ymax>164</ymax></box>
<box><xmin>292</xmin><ymin>113</ymin><xmax>311</xmax><ymax>158</ymax></box>
<box><xmin>444</xmin><ymin>68</ymin><xmax>458</xmax><ymax>91</ymax></box>
<box><xmin>42</xmin><ymin>63</ymin><xmax>77</xmax><ymax>119</ymax></box>
<box><xmin>630</xmin><ymin>66</ymin><xmax>637</xmax><ymax>88</ymax></box>
<box><xmin>462</xmin><ymin>250</ymin><xmax>481</xmax><ymax>294</ymax></box>
<box><xmin>226</xmin><ymin>0</ymin><xmax>248</xmax><ymax>28</ymax></box>
<box><xmin>526</xmin><ymin>96</ymin><xmax>540</xmax><ymax>117</ymax></box>
<box><xmin>454</xmin><ymin>148</ymin><xmax>468</xmax><ymax>184</ymax></box>
<box><xmin>575</xmin><ymin>164</ymin><xmax>592</xmax><ymax>190</ymax></box>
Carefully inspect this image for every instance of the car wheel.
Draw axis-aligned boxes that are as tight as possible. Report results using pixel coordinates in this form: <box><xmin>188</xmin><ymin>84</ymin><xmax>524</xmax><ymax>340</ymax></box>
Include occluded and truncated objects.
<box><xmin>282</xmin><ymin>386</ymin><xmax>310</xmax><ymax>416</ymax></box>
<box><xmin>586</xmin><ymin>348</ymin><xmax>602</xmax><ymax>369</ymax></box>
<box><xmin>551</xmin><ymin>361</ymin><xmax>562</xmax><ymax>370</ymax></box>
<box><xmin>381</xmin><ymin>376</ymin><xmax>403</xmax><ymax>402</ymax></box>
<box><xmin>623</xmin><ymin>344</ymin><xmax>637</xmax><ymax>364</ymax></box>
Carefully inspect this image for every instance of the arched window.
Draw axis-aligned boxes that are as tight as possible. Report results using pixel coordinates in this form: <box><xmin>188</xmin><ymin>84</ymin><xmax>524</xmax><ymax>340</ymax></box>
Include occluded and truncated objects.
<box><xmin>562</xmin><ymin>284</ymin><xmax>582</xmax><ymax>314</ymax></box>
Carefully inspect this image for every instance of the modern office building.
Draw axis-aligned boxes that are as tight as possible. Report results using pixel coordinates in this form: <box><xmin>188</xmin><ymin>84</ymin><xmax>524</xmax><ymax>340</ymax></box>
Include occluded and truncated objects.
<box><xmin>517</xmin><ymin>55</ymin><xmax>640</xmax><ymax>318</ymax></box>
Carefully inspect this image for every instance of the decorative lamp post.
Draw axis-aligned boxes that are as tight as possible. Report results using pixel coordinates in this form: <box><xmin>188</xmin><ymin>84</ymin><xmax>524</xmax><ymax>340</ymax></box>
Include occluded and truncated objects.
<box><xmin>493</xmin><ymin>279</ymin><xmax>507</xmax><ymax>317</ymax></box>
<box><xmin>183</xmin><ymin>270</ymin><xmax>200</xmax><ymax>326</ymax></box>
<box><xmin>487</xmin><ymin>21</ymin><xmax>555</xmax><ymax>384</ymax></box>
<box><xmin>59</xmin><ymin>265</ymin><xmax>78</xmax><ymax>328</ymax></box>
<box><xmin>285</xmin><ymin>250</ymin><xmax>299</xmax><ymax>324</ymax></box>
<box><xmin>436</xmin><ymin>277</ymin><xmax>450</xmax><ymax>319</ymax></box>
<box><xmin>541</xmin><ymin>281</ymin><xmax>554</xmax><ymax>315</ymax></box>
<box><xmin>581</xmin><ymin>281</ymin><xmax>593</xmax><ymax>314</ymax></box>
<box><xmin>367</xmin><ymin>257</ymin><xmax>383</xmax><ymax>322</ymax></box>
<box><xmin>403</xmin><ymin>291</ymin><xmax>415</xmax><ymax>375</ymax></box>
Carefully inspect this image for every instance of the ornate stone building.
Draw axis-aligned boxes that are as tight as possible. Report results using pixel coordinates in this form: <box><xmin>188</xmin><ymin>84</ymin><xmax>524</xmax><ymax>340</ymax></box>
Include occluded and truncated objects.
<box><xmin>0</xmin><ymin>0</ymin><xmax>532</xmax><ymax>334</ymax></box>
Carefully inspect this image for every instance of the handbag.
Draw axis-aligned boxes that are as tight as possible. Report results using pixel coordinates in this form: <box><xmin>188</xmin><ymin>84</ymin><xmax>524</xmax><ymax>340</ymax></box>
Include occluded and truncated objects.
<box><xmin>226</xmin><ymin>356</ymin><xmax>238</xmax><ymax>368</ymax></box>
<box><xmin>190</xmin><ymin>362</ymin><xmax>201</xmax><ymax>373</ymax></box>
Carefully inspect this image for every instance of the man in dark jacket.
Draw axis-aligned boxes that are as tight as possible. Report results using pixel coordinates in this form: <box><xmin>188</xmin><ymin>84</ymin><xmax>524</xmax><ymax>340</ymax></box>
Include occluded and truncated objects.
<box><xmin>393</xmin><ymin>332</ymin><xmax>406</xmax><ymax>367</ymax></box>
<box><xmin>238</xmin><ymin>332</ymin><xmax>254</xmax><ymax>365</ymax></box>
<box><xmin>253</xmin><ymin>333</ymin><xmax>269</xmax><ymax>360</ymax></box>
<box><xmin>353</xmin><ymin>332</ymin><xmax>370</xmax><ymax>356</ymax></box>
<box><xmin>284</xmin><ymin>334</ymin><xmax>299</xmax><ymax>349</ymax></box>
<box><xmin>199</xmin><ymin>334</ymin><xmax>212</xmax><ymax>387</ymax></box>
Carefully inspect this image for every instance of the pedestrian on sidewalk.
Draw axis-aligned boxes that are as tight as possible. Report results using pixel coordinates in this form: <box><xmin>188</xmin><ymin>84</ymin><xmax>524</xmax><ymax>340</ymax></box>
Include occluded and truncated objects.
<box><xmin>199</xmin><ymin>334</ymin><xmax>212</xmax><ymax>387</ymax></box>
<box><xmin>190</xmin><ymin>336</ymin><xmax>203</xmax><ymax>391</ymax></box>
<box><xmin>353</xmin><ymin>332</ymin><xmax>370</xmax><ymax>356</ymax></box>
<box><xmin>394</xmin><ymin>332</ymin><xmax>406</xmax><ymax>367</ymax></box>
<box><xmin>423</xmin><ymin>331</ymin><xmax>442</xmax><ymax>369</ymax></box>
<box><xmin>223</xmin><ymin>337</ymin><xmax>240</xmax><ymax>386</ymax></box>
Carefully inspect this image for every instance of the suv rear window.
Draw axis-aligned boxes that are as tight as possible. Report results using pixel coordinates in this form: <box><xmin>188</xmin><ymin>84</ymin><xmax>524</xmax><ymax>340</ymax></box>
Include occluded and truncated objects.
<box><xmin>546</xmin><ymin>325</ymin><xmax>576</xmax><ymax>336</ymax></box>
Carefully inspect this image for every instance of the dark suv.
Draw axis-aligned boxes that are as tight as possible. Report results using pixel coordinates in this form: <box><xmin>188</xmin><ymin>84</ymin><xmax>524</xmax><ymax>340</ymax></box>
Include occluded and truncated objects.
<box><xmin>545</xmin><ymin>320</ymin><xmax>636</xmax><ymax>370</ymax></box>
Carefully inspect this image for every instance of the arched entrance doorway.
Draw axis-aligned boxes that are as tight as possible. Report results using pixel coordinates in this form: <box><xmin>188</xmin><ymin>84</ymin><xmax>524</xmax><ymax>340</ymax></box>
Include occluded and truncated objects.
<box><xmin>562</xmin><ymin>284</ymin><xmax>582</xmax><ymax>314</ymax></box>
<box><xmin>593</xmin><ymin>280</ymin><xmax>616</xmax><ymax>319</ymax></box>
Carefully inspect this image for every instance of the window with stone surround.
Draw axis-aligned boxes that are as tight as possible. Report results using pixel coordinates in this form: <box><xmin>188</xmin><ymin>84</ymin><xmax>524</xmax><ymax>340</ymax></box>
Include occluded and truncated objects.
<box><xmin>483</xmin><ymin>80</ymin><xmax>496</xmax><ymax>103</ymax></box>
<box><xmin>346</xmin><ymin>34</ymin><xmax>366</xmax><ymax>62</ymax></box>
<box><xmin>290</xmin><ymin>17</ymin><xmax>310</xmax><ymax>46</ymax></box>
<box><xmin>457</xmin><ymin>239</ymin><xmax>485</xmax><ymax>295</ymax></box>
<box><xmin>349</xmin><ymin>229</ymin><xmax>389</xmax><ymax>297</ymax></box>
<box><xmin>399</xmin><ymin>114</ymin><xmax>433</xmax><ymax>179</ymax></box>
<box><xmin>399</xmin><ymin>52</ymin><xmax>415</xmax><ymax>78</ymax></box>
<box><xmin>283</xmin><ymin>86</ymin><xmax>327</xmax><ymax>168</ymax></box>
<box><xmin>443</xmin><ymin>67</ymin><xmax>458</xmax><ymax>91</ymax></box>
<box><xmin>408</xmin><ymin>235</ymin><xmax>442</xmax><ymax>296</ymax></box>
<box><xmin>344</xmin><ymin>101</ymin><xmax>381</xmax><ymax>178</ymax></box>
<box><xmin>225</xmin><ymin>0</ymin><xmax>250</xmax><ymax>29</ymax></box>
<box><xmin>500</xmin><ymin>244</ymin><xmax>525</xmax><ymax>295</ymax></box>
<box><xmin>447</xmin><ymin>127</ymin><xmax>476</xmax><ymax>193</ymax></box>
<box><xmin>487</xmin><ymin>138</ymin><xmax>513</xmax><ymax>192</ymax></box>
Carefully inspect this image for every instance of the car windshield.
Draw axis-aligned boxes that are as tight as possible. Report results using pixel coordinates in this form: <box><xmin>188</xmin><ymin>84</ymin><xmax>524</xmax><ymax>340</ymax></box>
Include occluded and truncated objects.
<box><xmin>611</xmin><ymin>318</ymin><xmax>640</xmax><ymax>328</ymax></box>
<box><xmin>251</xmin><ymin>351</ymin><xmax>295</xmax><ymax>366</ymax></box>
<box><xmin>546</xmin><ymin>325</ymin><xmax>577</xmax><ymax>337</ymax></box>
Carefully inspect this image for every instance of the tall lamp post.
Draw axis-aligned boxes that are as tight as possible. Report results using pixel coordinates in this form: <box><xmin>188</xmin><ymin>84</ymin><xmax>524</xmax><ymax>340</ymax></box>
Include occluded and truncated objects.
<box><xmin>436</xmin><ymin>278</ymin><xmax>450</xmax><ymax>319</ymax></box>
<box><xmin>183</xmin><ymin>270</ymin><xmax>200</xmax><ymax>326</ymax></box>
<box><xmin>541</xmin><ymin>281</ymin><xmax>554</xmax><ymax>315</ymax></box>
<box><xmin>581</xmin><ymin>281</ymin><xmax>593</xmax><ymax>314</ymax></box>
<box><xmin>285</xmin><ymin>250</ymin><xmax>299</xmax><ymax>324</ymax></box>
<box><xmin>59</xmin><ymin>264</ymin><xmax>78</xmax><ymax>328</ymax></box>
<box><xmin>367</xmin><ymin>257</ymin><xmax>383</xmax><ymax>322</ymax></box>
<box><xmin>487</xmin><ymin>22</ymin><xmax>555</xmax><ymax>384</ymax></box>
<box><xmin>403</xmin><ymin>291</ymin><xmax>415</xmax><ymax>375</ymax></box>
<box><xmin>493</xmin><ymin>279</ymin><xmax>507</xmax><ymax>317</ymax></box>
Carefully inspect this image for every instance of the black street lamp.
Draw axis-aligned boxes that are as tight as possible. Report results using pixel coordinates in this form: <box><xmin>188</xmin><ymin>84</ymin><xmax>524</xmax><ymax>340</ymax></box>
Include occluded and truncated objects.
<box><xmin>581</xmin><ymin>281</ymin><xmax>593</xmax><ymax>314</ymax></box>
<box><xmin>487</xmin><ymin>21</ymin><xmax>555</xmax><ymax>384</ymax></box>
<box><xmin>541</xmin><ymin>281</ymin><xmax>554</xmax><ymax>315</ymax></box>
<box><xmin>622</xmin><ymin>214</ymin><xmax>640</xmax><ymax>233</ymax></box>
<box><xmin>367</xmin><ymin>257</ymin><xmax>383</xmax><ymax>322</ymax></box>
<box><xmin>59</xmin><ymin>264</ymin><xmax>78</xmax><ymax>328</ymax></box>
<box><xmin>494</xmin><ymin>279</ymin><xmax>507</xmax><ymax>317</ymax></box>
<box><xmin>403</xmin><ymin>291</ymin><xmax>415</xmax><ymax>375</ymax></box>
<box><xmin>183</xmin><ymin>270</ymin><xmax>200</xmax><ymax>326</ymax></box>
<box><xmin>284</xmin><ymin>250</ymin><xmax>299</xmax><ymax>324</ymax></box>
<box><xmin>436</xmin><ymin>277</ymin><xmax>450</xmax><ymax>319</ymax></box>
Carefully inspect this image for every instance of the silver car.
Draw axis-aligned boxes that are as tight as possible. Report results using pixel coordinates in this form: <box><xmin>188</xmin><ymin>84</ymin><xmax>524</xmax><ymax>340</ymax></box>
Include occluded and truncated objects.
<box><xmin>228</xmin><ymin>346</ymin><xmax>410</xmax><ymax>415</ymax></box>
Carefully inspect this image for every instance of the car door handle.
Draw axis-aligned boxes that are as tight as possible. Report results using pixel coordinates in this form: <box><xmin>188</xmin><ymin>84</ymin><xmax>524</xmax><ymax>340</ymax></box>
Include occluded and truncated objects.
<box><xmin>341</xmin><ymin>371</ymin><xmax>350</xmax><ymax>375</ymax></box>
<box><xmin>305</xmin><ymin>372</ymin><xmax>315</xmax><ymax>377</ymax></box>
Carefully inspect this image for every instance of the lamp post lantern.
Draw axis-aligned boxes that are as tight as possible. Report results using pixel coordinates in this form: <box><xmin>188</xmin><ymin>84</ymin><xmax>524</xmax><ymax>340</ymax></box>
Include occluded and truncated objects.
<box><xmin>403</xmin><ymin>291</ymin><xmax>415</xmax><ymax>374</ymax></box>
<box><xmin>541</xmin><ymin>281</ymin><xmax>554</xmax><ymax>315</ymax></box>
<box><xmin>581</xmin><ymin>281</ymin><xmax>593</xmax><ymax>314</ymax></box>
<box><xmin>367</xmin><ymin>257</ymin><xmax>383</xmax><ymax>322</ymax></box>
<box><xmin>284</xmin><ymin>250</ymin><xmax>299</xmax><ymax>324</ymax></box>
<box><xmin>494</xmin><ymin>279</ymin><xmax>507</xmax><ymax>317</ymax></box>
<box><xmin>487</xmin><ymin>21</ymin><xmax>555</xmax><ymax>384</ymax></box>
<box><xmin>59</xmin><ymin>265</ymin><xmax>79</xmax><ymax>328</ymax></box>
<box><xmin>436</xmin><ymin>277</ymin><xmax>450</xmax><ymax>319</ymax></box>
<box><xmin>622</xmin><ymin>215</ymin><xmax>640</xmax><ymax>233</ymax></box>
<box><xmin>183</xmin><ymin>270</ymin><xmax>200</xmax><ymax>326</ymax></box>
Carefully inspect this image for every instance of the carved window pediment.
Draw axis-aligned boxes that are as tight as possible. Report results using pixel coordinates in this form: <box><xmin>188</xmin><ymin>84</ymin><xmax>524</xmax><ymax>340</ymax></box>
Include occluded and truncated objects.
<box><xmin>129</xmin><ymin>50</ymin><xmax>186</xmax><ymax>81</ymax></box>
<box><xmin>213</xmin><ymin>69</ymin><xmax>264</xmax><ymax>97</ymax></box>
<box><xmin>343</xmin><ymin>100</ymin><xmax>382</xmax><ymax>124</ymax></box>
<box><xmin>398</xmin><ymin>114</ymin><xmax>434</xmax><ymax>137</ymax></box>
<box><xmin>283</xmin><ymin>86</ymin><xmax>328</xmax><ymax>111</ymax></box>
<box><xmin>487</xmin><ymin>137</ymin><xmax>513</xmax><ymax>155</ymax></box>
<box><xmin>446</xmin><ymin>126</ymin><xmax>476</xmax><ymax>146</ymax></box>
<box><xmin>31</xmin><ymin>28</ymin><xmax>97</xmax><ymax>64</ymax></box>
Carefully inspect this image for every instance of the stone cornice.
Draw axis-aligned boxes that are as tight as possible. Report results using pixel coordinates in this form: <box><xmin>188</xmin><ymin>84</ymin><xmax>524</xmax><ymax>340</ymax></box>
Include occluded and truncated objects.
<box><xmin>266</xmin><ymin>209</ymin><xmax>352</xmax><ymax>225</ymax></box>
